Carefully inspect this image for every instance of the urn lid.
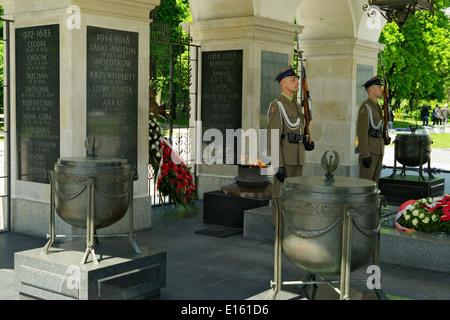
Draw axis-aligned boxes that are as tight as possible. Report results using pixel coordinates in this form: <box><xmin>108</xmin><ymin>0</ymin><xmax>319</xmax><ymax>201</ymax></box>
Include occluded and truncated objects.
<box><xmin>283</xmin><ymin>176</ymin><xmax>376</xmax><ymax>195</ymax></box>
<box><xmin>57</xmin><ymin>157</ymin><xmax>128</xmax><ymax>168</ymax></box>
<box><xmin>283</xmin><ymin>151</ymin><xmax>377</xmax><ymax>196</ymax></box>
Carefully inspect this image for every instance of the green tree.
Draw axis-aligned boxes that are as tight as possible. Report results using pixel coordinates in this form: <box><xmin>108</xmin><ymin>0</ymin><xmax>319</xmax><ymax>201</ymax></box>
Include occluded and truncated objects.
<box><xmin>150</xmin><ymin>0</ymin><xmax>192</xmax><ymax>111</ymax></box>
<box><xmin>379</xmin><ymin>1</ymin><xmax>450</xmax><ymax>113</ymax></box>
<box><xmin>153</xmin><ymin>0</ymin><xmax>191</xmax><ymax>36</ymax></box>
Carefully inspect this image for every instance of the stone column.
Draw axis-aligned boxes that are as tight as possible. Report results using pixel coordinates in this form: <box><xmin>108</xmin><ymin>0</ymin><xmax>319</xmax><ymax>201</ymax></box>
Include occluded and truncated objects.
<box><xmin>187</xmin><ymin>16</ymin><xmax>302</xmax><ymax>196</ymax></box>
<box><xmin>294</xmin><ymin>0</ymin><xmax>385</xmax><ymax>177</ymax></box>
<box><xmin>1</xmin><ymin>0</ymin><xmax>159</xmax><ymax>237</ymax></box>
<box><xmin>300</xmin><ymin>38</ymin><xmax>382</xmax><ymax>177</ymax></box>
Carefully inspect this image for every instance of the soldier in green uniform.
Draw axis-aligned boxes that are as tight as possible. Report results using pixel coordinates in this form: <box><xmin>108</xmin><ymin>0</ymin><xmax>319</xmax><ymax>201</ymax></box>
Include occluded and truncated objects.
<box><xmin>267</xmin><ymin>65</ymin><xmax>313</xmax><ymax>220</ymax></box>
<box><xmin>357</xmin><ymin>75</ymin><xmax>388</xmax><ymax>184</ymax></box>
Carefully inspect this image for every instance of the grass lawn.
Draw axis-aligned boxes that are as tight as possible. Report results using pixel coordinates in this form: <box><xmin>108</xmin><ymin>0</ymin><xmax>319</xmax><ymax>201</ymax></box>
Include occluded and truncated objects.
<box><xmin>429</xmin><ymin>133</ymin><xmax>450</xmax><ymax>149</ymax></box>
<box><xmin>393</xmin><ymin>119</ymin><xmax>417</xmax><ymax>129</ymax></box>
<box><xmin>392</xmin><ymin>119</ymin><xmax>450</xmax><ymax>149</ymax></box>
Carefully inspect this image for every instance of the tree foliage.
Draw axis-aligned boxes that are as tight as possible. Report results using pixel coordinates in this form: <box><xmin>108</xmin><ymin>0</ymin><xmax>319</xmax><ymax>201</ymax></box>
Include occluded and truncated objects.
<box><xmin>153</xmin><ymin>0</ymin><xmax>191</xmax><ymax>32</ymax></box>
<box><xmin>379</xmin><ymin>1</ymin><xmax>450</xmax><ymax>113</ymax></box>
<box><xmin>150</xmin><ymin>0</ymin><xmax>192</xmax><ymax>120</ymax></box>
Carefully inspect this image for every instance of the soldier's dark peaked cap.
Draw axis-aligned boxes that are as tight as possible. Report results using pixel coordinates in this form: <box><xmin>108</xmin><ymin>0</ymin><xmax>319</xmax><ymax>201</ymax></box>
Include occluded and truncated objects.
<box><xmin>363</xmin><ymin>75</ymin><xmax>384</xmax><ymax>89</ymax></box>
<box><xmin>275</xmin><ymin>65</ymin><xmax>299</xmax><ymax>83</ymax></box>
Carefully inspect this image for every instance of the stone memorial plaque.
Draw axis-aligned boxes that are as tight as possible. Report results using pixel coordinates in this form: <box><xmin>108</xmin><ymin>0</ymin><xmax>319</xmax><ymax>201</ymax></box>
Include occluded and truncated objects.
<box><xmin>86</xmin><ymin>26</ymin><xmax>138</xmax><ymax>173</ymax></box>
<box><xmin>16</xmin><ymin>24</ymin><xmax>60</xmax><ymax>184</ymax></box>
<box><xmin>201</xmin><ymin>50</ymin><xmax>243</xmax><ymax>164</ymax></box>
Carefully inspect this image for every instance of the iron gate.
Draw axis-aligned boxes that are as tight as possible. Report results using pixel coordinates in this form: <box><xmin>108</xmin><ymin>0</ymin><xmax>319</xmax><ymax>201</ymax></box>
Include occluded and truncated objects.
<box><xmin>148</xmin><ymin>9</ymin><xmax>199</xmax><ymax>206</ymax></box>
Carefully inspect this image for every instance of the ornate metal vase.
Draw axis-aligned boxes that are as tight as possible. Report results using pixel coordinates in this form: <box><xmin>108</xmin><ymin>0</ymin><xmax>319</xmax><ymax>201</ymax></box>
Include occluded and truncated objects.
<box><xmin>395</xmin><ymin>133</ymin><xmax>432</xmax><ymax>167</ymax></box>
<box><xmin>53</xmin><ymin>157</ymin><xmax>131</xmax><ymax>230</ymax></box>
<box><xmin>279</xmin><ymin>176</ymin><xmax>380</xmax><ymax>275</ymax></box>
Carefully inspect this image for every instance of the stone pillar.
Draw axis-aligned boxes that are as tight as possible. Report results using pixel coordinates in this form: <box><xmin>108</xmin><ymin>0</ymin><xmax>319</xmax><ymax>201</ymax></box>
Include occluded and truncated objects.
<box><xmin>187</xmin><ymin>16</ymin><xmax>302</xmax><ymax>197</ymax></box>
<box><xmin>1</xmin><ymin>0</ymin><xmax>159</xmax><ymax>237</ymax></box>
<box><xmin>295</xmin><ymin>0</ymin><xmax>385</xmax><ymax>177</ymax></box>
<box><xmin>300</xmin><ymin>38</ymin><xmax>382</xmax><ymax>177</ymax></box>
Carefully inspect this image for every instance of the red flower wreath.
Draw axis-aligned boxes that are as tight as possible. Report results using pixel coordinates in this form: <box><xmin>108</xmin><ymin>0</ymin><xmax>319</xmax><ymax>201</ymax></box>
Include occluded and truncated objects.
<box><xmin>156</xmin><ymin>139</ymin><xmax>196</xmax><ymax>208</ymax></box>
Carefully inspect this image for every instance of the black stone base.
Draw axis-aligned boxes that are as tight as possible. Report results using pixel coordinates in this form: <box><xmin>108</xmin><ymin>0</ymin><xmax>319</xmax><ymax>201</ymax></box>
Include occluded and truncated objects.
<box><xmin>203</xmin><ymin>191</ymin><xmax>270</xmax><ymax>229</ymax></box>
<box><xmin>379</xmin><ymin>175</ymin><xmax>445</xmax><ymax>206</ymax></box>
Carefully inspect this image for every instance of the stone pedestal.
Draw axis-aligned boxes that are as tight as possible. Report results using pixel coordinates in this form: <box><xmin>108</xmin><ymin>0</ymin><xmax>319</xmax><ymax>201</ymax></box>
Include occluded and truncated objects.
<box><xmin>204</xmin><ymin>190</ymin><xmax>270</xmax><ymax>229</ymax></box>
<box><xmin>379</xmin><ymin>175</ymin><xmax>445</xmax><ymax>206</ymax></box>
<box><xmin>243</xmin><ymin>205</ymin><xmax>274</xmax><ymax>242</ymax></box>
<box><xmin>1</xmin><ymin>0</ymin><xmax>159</xmax><ymax>236</ymax></box>
<box><xmin>15</xmin><ymin>239</ymin><xmax>166</xmax><ymax>300</ymax></box>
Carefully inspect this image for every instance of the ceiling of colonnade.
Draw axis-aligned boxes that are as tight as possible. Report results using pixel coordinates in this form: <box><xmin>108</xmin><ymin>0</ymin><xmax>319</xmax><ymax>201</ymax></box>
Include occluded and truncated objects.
<box><xmin>188</xmin><ymin>0</ymin><xmax>385</xmax><ymax>43</ymax></box>
<box><xmin>188</xmin><ymin>0</ymin><xmax>300</xmax><ymax>23</ymax></box>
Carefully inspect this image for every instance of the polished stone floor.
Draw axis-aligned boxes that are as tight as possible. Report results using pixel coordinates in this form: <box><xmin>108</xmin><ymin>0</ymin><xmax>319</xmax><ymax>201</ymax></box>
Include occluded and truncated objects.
<box><xmin>1</xmin><ymin>200</ymin><xmax>450</xmax><ymax>301</ymax></box>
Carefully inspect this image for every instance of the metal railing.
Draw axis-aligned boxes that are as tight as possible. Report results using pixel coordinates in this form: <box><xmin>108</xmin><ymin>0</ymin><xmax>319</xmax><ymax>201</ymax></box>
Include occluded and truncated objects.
<box><xmin>148</xmin><ymin>13</ymin><xmax>200</xmax><ymax>207</ymax></box>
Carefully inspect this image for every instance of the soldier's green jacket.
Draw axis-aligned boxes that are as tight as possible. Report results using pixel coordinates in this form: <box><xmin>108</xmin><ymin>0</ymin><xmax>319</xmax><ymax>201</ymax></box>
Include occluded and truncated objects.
<box><xmin>267</xmin><ymin>94</ymin><xmax>306</xmax><ymax>167</ymax></box>
<box><xmin>357</xmin><ymin>98</ymin><xmax>385</xmax><ymax>159</ymax></box>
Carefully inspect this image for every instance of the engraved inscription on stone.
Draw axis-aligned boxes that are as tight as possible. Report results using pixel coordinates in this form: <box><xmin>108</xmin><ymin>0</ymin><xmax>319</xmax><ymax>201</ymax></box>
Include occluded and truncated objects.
<box><xmin>201</xmin><ymin>50</ymin><xmax>243</xmax><ymax>164</ymax></box>
<box><xmin>86</xmin><ymin>26</ymin><xmax>138</xmax><ymax>173</ymax></box>
<box><xmin>16</xmin><ymin>24</ymin><xmax>60</xmax><ymax>183</ymax></box>
<box><xmin>201</xmin><ymin>50</ymin><xmax>243</xmax><ymax>133</ymax></box>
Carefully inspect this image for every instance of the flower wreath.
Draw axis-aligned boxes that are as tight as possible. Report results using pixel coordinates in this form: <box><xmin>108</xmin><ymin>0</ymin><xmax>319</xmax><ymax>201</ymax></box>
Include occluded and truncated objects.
<box><xmin>394</xmin><ymin>194</ymin><xmax>450</xmax><ymax>233</ymax></box>
<box><xmin>155</xmin><ymin>139</ymin><xmax>196</xmax><ymax>208</ymax></box>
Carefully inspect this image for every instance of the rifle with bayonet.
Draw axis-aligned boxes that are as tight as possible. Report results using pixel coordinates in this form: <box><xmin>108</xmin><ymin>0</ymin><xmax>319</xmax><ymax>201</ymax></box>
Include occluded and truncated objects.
<box><xmin>296</xmin><ymin>30</ymin><xmax>314</xmax><ymax>151</ymax></box>
<box><xmin>379</xmin><ymin>49</ymin><xmax>392</xmax><ymax>145</ymax></box>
